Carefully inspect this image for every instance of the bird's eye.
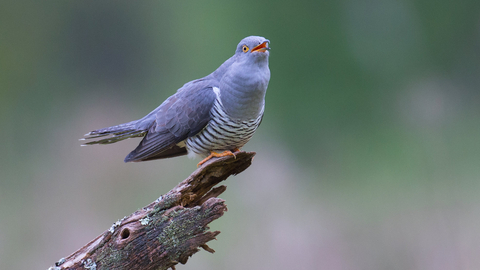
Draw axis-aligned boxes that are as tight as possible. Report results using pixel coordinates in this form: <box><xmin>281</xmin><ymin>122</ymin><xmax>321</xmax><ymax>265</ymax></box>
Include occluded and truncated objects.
<box><xmin>242</xmin><ymin>45</ymin><xmax>249</xmax><ymax>53</ymax></box>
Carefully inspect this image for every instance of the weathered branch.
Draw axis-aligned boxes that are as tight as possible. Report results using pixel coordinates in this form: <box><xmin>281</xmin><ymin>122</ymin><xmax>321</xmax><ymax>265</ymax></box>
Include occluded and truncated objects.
<box><xmin>48</xmin><ymin>151</ymin><xmax>256</xmax><ymax>270</ymax></box>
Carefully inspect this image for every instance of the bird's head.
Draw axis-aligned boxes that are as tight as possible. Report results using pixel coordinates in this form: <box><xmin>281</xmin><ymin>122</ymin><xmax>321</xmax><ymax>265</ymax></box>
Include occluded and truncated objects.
<box><xmin>235</xmin><ymin>36</ymin><xmax>270</xmax><ymax>62</ymax></box>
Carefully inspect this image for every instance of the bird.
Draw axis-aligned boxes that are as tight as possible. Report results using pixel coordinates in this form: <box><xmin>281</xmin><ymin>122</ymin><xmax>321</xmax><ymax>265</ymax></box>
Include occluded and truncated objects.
<box><xmin>81</xmin><ymin>36</ymin><xmax>270</xmax><ymax>166</ymax></box>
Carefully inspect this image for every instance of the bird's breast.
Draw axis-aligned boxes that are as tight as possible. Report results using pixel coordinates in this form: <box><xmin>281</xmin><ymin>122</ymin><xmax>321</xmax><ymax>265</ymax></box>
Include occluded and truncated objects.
<box><xmin>185</xmin><ymin>95</ymin><xmax>264</xmax><ymax>157</ymax></box>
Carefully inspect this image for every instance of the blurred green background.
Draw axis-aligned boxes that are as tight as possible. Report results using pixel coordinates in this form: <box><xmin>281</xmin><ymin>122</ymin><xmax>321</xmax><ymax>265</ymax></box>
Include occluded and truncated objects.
<box><xmin>1</xmin><ymin>0</ymin><xmax>480</xmax><ymax>269</ymax></box>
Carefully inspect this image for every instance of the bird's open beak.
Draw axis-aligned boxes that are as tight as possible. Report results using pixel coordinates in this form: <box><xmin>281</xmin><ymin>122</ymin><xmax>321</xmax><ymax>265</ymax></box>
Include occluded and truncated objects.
<box><xmin>251</xmin><ymin>41</ymin><xmax>270</xmax><ymax>53</ymax></box>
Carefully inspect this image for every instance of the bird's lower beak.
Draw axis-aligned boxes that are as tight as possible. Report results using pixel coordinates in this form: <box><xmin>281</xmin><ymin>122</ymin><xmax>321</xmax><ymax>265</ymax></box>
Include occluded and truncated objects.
<box><xmin>251</xmin><ymin>41</ymin><xmax>270</xmax><ymax>53</ymax></box>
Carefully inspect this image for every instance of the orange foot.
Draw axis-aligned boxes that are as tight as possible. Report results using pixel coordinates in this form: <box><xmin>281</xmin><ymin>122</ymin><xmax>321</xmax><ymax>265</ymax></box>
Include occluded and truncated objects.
<box><xmin>197</xmin><ymin>148</ymin><xmax>241</xmax><ymax>167</ymax></box>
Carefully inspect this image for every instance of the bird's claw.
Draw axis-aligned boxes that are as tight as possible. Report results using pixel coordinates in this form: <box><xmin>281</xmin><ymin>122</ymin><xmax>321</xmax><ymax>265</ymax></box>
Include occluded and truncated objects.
<box><xmin>197</xmin><ymin>149</ymin><xmax>239</xmax><ymax>167</ymax></box>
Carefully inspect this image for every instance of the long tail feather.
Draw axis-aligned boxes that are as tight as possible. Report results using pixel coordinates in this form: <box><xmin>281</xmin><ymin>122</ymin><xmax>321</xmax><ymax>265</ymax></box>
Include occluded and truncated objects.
<box><xmin>81</xmin><ymin>120</ymin><xmax>146</xmax><ymax>145</ymax></box>
<box><xmin>82</xmin><ymin>130</ymin><xmax>146</xmax><ymax>145</ymax></box>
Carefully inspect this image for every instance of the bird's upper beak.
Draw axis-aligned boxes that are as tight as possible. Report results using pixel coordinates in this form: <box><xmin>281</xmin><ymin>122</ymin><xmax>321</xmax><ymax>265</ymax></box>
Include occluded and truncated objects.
<box><xmin>251</xmin><ymin>40</ymin><xmax>270</xmax><ymax>53</ymax></box>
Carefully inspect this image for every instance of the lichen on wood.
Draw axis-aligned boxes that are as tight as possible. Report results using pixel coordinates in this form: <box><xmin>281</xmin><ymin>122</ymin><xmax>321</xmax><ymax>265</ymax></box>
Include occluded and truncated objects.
<box><xmin>47</xmin><ymin>151</ymin><xmax>255</xmax><ymax>270</ymax></box>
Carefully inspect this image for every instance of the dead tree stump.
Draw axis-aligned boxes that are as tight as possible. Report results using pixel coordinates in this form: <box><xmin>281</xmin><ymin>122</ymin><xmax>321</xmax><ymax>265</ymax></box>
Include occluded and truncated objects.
<box><xmin>48</xmin><ymin>151</ymin><xmax>255</xmax><ymax>270</ymax></box>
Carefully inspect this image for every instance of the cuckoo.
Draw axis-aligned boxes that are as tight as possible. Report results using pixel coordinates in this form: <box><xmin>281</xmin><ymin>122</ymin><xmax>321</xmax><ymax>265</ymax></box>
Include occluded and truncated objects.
<box><xmin>81</xmin><ymin>36</ymin><xmax>270</xmax><ymax>166</ymax></box>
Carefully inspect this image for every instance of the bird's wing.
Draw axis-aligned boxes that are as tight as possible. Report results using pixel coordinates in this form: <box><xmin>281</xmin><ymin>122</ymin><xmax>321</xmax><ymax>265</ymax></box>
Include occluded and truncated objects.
<box><xmin>124</xmin><ymin>81</ymin><xmax>217</xmax><ymax>162</ymax></box>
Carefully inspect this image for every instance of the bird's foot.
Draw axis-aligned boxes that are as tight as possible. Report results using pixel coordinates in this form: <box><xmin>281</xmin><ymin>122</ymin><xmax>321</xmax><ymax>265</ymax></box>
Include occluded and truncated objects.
<box><xmin>197</xmin><ymin>149</ymin><xmax>241</xmax><ymax>167</ymax></box>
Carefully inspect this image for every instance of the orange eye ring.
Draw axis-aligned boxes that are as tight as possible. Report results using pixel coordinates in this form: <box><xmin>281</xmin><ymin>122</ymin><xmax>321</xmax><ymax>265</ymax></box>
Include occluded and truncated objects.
<box><xmin>242</xmin><ymin>45</ymin><xmax>249</xmax><ymax>53</ymax></box>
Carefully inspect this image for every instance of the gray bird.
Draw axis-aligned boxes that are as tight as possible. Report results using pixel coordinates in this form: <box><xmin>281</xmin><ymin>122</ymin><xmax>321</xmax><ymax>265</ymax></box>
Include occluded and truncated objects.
<box><xmin>81</xmin><ymin>36</ymin><xmax>270</xmax><ymax>166</ymax></box>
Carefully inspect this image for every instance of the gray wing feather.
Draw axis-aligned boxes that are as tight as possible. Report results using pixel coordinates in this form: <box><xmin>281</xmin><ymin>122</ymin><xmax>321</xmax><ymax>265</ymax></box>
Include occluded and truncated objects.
<box><xmin>124</xmin><ymin>82</ymin><xmax>217</xmax><ymax>162</ymax></box>
<box><xmin>161</xmin><ymin>86</ymin><xmax>216</xmax><ymax>137</ymax></box>
<box><xmin>124</xmin><ymin>129</ymin><xmax>178</xmax><ymax>162</ymax></box>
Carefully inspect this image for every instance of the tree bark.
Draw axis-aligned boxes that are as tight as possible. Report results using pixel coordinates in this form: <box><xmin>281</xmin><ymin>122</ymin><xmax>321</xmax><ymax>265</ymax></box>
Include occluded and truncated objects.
<box><xmin>48</xmin><ymin>151</ymin><xmax>255</xmax><ymax>270</ymax></box>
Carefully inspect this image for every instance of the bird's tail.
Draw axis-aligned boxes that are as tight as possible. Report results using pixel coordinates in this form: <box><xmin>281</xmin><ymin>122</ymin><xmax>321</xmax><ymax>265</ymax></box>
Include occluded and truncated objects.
<box><xmin>80</xmin><ymin>120</ymin><xmax>146</xmax><ymax>145</ymax></box>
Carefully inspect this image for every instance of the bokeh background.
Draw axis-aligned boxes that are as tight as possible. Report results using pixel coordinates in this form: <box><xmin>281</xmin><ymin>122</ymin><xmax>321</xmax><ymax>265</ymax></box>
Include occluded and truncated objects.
<box><xmin>2</xmin><ymin>0</ymin><xmax>480</xmax><ymax>269</ymax></box>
